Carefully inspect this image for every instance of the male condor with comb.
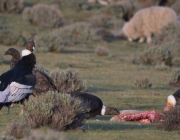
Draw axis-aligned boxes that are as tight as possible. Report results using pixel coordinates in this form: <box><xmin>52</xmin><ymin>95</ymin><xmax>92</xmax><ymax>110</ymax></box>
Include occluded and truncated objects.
<box><xmin>0</xmin><ymin>41</ymin><xmax>36</xmax><ymax>114</ymax></box>
<box><xmin>4</xmin><ymin>41</ymin><xmax>56</xmax><ymax>97</ymax></box>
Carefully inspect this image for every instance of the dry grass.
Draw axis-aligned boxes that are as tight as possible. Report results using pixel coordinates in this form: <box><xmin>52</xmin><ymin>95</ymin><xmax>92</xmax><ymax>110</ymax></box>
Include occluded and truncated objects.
<box><xmin>134</xmin><ymin>77</ymin><xmax>152</xmax><ymax>89</ymax></box>
<box><xmin>4</xmin><ymin>120</ymin><xmax>30</xmax><ymax>139</ymax></box>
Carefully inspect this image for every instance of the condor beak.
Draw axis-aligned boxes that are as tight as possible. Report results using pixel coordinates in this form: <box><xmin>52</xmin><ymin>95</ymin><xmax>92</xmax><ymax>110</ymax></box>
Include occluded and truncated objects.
<box><xmin>4</xmin><ymin>51</ymin><xmax>8</xmax><ymax>55</ymax></box>
<box><xmin>163</xmin><ymin>102</ymin><xmax>173</xmax><ymax>112</ymax></box>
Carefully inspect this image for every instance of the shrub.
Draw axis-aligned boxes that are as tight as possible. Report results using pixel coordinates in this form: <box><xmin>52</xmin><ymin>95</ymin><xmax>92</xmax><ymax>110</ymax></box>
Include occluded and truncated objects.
<box><xmin>23</xmin><ymin>91</ymin><xmax>87</xmax><ymax>131</ymax></box>
<box><xmin>35</xmin><ymin>33</ymin><xmax>65</xmax><ymax>53</ymax></box>
<box><xmin>118</xmin><ymin>0</ymin><xmax>141</xmax><ymax>21</ymax></box>
<box><xmin>139</xmin><ymin>46</ymin><xmax>172</xmax><ymax>66</ymax></box>
<box><xmin>54</xmin><ymin>0</ymin><xmax>91</xmax><ymax>11</ymax></box>
<box><xmin>0</xmin><ymin>0</ymin><xmax>23</xmax><ymax>13</ymax></box>
<box><xmin>50</xmin><ymin>68</ymin><xmax>86</xmax><ymax>93</ymax></box>
<box><xmin>90</xmin><ymin>4</ymin><xmax>125</xmax><ymax>29</ymax></box>
<box><xmin>95</xmin><ymin>46</ymin><xmax>109</xmax><ymax>56</ymax></box>
<box><xmin>169</xmin><ymin>68</ymin><xmax>180</xmax><ymax>87</ymax></box>
<box><xmin>22</xmin><ymin>4</ymin><xmax>64</xmax><ymax>28</ymax></box>
<box><xmin>4</xmin><ymin>120</ymin><xmax>30</xmax><ymax>139</ymax></box>
<box><xmin>35</xmin><ymin>22</ymin><xmax>101</xmax><ymax>52</ymax></box>
<box><xmin>151</xmin><ymin>22</ymin><xmax>180</xmax><ymax>59</ymax></box>
<box><xmin>0</xmin><ymin>28</ymin><xmax>26</xmax><ymax>47</ymax></box>
<box><xmin>134</xmin><ymin>78</ymin><xmax>152</xmax><ymax>89</ymax></box>
<box><xmin>157</xmin><ymin>103</ymin><xmax>180</xmax><ymax>131</ymax></box>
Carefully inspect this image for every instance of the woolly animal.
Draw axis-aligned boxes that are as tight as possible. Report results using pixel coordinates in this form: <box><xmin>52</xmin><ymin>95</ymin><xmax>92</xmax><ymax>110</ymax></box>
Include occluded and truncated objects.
<box><xmin>122</xmin><ymin>6</ymin><xmax>177</xmax><ymax>43</ymax></box>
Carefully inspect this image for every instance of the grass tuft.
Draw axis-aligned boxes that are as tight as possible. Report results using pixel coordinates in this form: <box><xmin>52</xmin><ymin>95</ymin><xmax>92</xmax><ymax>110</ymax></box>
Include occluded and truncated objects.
<box><xmin>95</xmin><ymin>46</ymin><xmax>109</xmax><ymax>56</ymax></box>
<box><xmin>134</xmin><ymin>78</ymin><xmax>152</xmax><ymax>89</ymax></box>
<box><xmin>4</xmin><ymin>120</ymin><xmax>30</xmax><ymax>139</ymax></box>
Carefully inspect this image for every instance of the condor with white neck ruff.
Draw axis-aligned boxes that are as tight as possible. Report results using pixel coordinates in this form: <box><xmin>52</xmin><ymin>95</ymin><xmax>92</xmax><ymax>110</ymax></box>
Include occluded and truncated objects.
<box><xmin>164</xmin><ymin>89</ymin><xmax>180</xmax><ymax>112</ymax></box>
<box><xmin>69</xmin><ymin>92</ymin><xmax>119</xmax><ymax>119</ymax></box>
<box><xmin>0</xmin><ymin>40</ymin><xmax>36</xmax><ymax>114</ymax></box>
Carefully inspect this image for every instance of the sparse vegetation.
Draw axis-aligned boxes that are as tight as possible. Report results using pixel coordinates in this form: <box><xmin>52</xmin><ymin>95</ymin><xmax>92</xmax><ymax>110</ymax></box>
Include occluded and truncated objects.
<box><xmin>23</xmin><ymin>91</ymin><xmax>87</xmax><ymax>131</ymax></box>
<box><xmin>151</xmin><ymin>22</ymin><xmax>180</xmax><ymax>59</ymax></box>
<box><xmin>4</xmin><ymin>120</ymin><xmax>30</xmax><ymax>139</ymax></box>
<box><xmin>54</xmin><ymin>0</ymin><xmax>91</xmax><ymax>11</ymax></box>
<box><xmin>25</xmin><ymin>130</ymin><xmax>66</xmax><ymax>140</ymax></box>
<box><xmin>22</xmin><ymin>4</ymin><xmax>64</xmax><ymax>28</ymax></box>
<box><xmin>139</xmin><ymin>46</ymin><xmax>172</xmax><ymax>66</ymax></box>
<box><xmin>35</xmin><ymin>22</ymin><xmax>101</xmax><ymax>52</ymax></box>
<box><xmin>169</xmin><ymin>68</ymin><xmax>180</xmax><ymax>87</ymax></box>
<box><xmin>50</xmin><ymin>68</ymin><xmax>86</xmax><ymax>93</ymax></box>
<box><xmin>90</xmin><ymin>4</ymin><xmax>125</xmax><ymax>29</ymax></box>
<box><xmin>0</xmin><ymin>28</ymin><xmax>26</xmax><ymax>47</ymax></box>
<box><xmin>134</xmin><ymin>78</ymin><xmax>152</xmax><ymax>89</ymax></box>
<box><xmin>0</xmin><ymin>0</ymin><xmax>24</xmax><ymax>13</ymax></box>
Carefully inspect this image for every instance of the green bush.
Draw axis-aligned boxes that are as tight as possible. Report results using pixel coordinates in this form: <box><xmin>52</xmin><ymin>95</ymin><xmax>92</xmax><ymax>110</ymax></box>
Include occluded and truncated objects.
<box><xmin>0</xmin><ymin>0</ymin><xmax>23</xmax><ymax>13</ymax></box>
<box><xmin>22</xmin><ymin>4</ymin><xmax>64</xmax><ymax>28</ymax></box>
<box><xmin>54</xmin><ymin>0</ymin><xmax>91</xmax><ymax>11</ymax></box>
<box><xmin>35</xmin><ymin>34</ymin><xmax>65</xmax><ymax>53</ymax></box>
<box><xmin>23</xmin><ymin>91</ymin><xmax>87</xmax><ymax>131</ymax></box>
<box><xmin>90</xmin><ymin>4</ymin><xmax>125</xmax><ymax>29</ymax></box>
<box><xmin>139</xmin><ymin>46</ymin><xmax>172</xmax><ymax>66</ymax></box>
<box><xmin>134</xmin><ymin>78</ymin><xmax>152</xmax><ymax>89</ymax></box>
<box><xmin>0</xmin><ymin>28</ymin><xmax>26</xmax><ymax>47</ymax></box>
<box><xmin>170</xmin><ymin>69</ymin><xmax>180</xmax><ymax>83</ymax></box>
<box><xmin>35</xmin><ymin>22</ymin><xmax>101</xmax><ymax>52</ymax></box>
<box><xmin>4</xmin><ymin>120</ymin><xmax>30</xmax><ymax>139</ymax></box>
<box><xmin>50</xmin><ymin>68</ymin><xmax>86</xmax><ymax>93</ymax></box>
<box><xmin>151</xmin><ymin>22</ymin><xmax>180</xmax><ymax>59</ymax></box>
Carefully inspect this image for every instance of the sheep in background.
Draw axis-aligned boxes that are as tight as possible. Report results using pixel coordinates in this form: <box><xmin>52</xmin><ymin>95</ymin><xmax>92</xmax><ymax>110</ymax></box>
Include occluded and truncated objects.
<box><xmin>121</xmin><ymin>6</ymin><xmax>177</xmax><ymax>43</ymax></box>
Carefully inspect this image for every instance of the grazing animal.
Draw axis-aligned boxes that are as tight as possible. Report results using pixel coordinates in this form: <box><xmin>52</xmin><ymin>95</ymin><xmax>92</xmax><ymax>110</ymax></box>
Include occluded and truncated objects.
<box><xmin>0</xmin><ymin>41</ymin><xmax>36</xmax><ymax>114</ymax></box>
<box><xmin>122</xmin><ymin>6</ymin><xmax>177</xmax><ymax>43</ymax></box>
<box><xmin>69</xmin><ymin>92</ymin><xmax>119</xmax><ymax>118</ymax></box>
<box><xmin>4</xmin><ymin>47</ymin><xmax>56</xmax><ymax>97</ymax></box>
<box><xmin>164</xmin><ymin>89</ymin><xmax>180</xmax><ymax>112</ymax></box>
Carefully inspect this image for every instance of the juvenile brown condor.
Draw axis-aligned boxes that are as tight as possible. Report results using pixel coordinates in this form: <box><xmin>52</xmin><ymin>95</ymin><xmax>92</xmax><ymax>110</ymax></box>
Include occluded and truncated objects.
<box><xmin>0</xmin><ymin>41</ymin><xmax>36</xmax><ymax>114</ymax></box>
